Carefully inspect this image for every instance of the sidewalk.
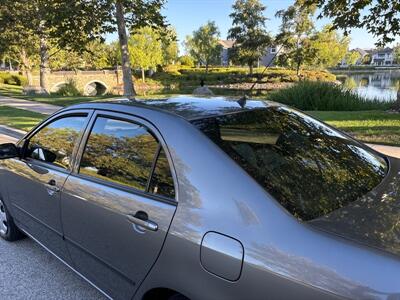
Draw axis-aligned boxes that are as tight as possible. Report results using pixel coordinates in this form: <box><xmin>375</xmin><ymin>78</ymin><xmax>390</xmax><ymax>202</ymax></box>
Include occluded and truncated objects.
<box><xmin>367</xmin><ymin>144</ymin><xmax>400</xmax><ymax>159</ymax></box>
<box><xmin>0</xmin><ymin>95</ymin><xmax>61</xmax><ymax>115</ymax></box>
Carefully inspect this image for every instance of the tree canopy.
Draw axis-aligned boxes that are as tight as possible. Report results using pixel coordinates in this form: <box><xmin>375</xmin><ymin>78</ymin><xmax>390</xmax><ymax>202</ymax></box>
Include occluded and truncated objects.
<box><xmin>129</xmin><ymin>26</ymin><xmax>163</xmax><ymax>82</ymax></box>
<box><xmin>185</xmin><ymin>21</ymin><xmax>222</xmax><ymax>72</ymax></box>
<box><xmin>228</xmin><ymin>0</ymin><xmax>271</xmax><ymax>74</ymax></box>
<box><xmin>275</xmin><ymin>0</ymin><xmax>316</xmax><ymax>75</ymax></box>
<box><xmin>310</xmin><ymin>25</ymin><xmax>349</xmax><ymax>68</ymax></box>
<box><xmin>303</xmin><ymin>0</ymin><xmax>400</xmax><ymax>46</ymax></box>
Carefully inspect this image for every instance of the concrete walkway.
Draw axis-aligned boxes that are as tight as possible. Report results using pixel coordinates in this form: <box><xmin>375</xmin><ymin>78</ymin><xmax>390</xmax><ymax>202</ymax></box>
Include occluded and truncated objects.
<box><xmin>368</xmin><ymin>144</ymin><xmax>400</xmax><ymax>159</ymax></box>
<box><xmin>0</xmin><ymin>95</ymin><xmax>61</xmax><ymax>115</ymax></box>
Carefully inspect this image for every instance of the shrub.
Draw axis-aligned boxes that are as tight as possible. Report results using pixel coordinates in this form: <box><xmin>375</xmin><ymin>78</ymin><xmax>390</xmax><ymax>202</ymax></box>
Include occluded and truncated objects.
<box><xmin>0</xmin><ymin>72</ymin><xmax>28</xmax><ymax>86</ymax></box>
<box><xmin>53</xmin><ymin>79</ymin><xmax>81</xmax><ymax>96</ymax></box>
<box><xmin>179</xmin><ymin>55</ymin><xmax>195</xmax><ymax>67</ymax></box>
<box><xmin>269</xmin><ymin>81</ymin><xmax>394</xmax><ymax>111</ymax></box>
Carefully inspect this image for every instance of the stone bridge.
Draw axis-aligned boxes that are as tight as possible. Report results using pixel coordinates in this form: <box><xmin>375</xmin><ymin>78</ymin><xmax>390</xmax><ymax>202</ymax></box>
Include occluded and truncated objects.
<box><xmin>32</xmin><ymin>70</ymin><xmax>123</xmax><ymax>96</ymax></box>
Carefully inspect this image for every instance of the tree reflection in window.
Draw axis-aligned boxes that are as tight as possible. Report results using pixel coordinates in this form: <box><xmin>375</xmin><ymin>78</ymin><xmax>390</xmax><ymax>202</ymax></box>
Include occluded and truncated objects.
<box><xmin>193</xmin><ymin>107</ymin><xmax>388</xmax><ymax>221</ymax></box>
<box><xmin>27</xmin><ymin>116</ymin><xmax>87</xmax><ymax>169</ymax></box>
<box><xmin>149</xmin><ymin>148</ymin><xmax>175</xmax><ymax>199</ymax></box>
<box><xmin>79</xmin><ymin>117</ymin><xmax>159</xmax><ymax>192</ymax></box>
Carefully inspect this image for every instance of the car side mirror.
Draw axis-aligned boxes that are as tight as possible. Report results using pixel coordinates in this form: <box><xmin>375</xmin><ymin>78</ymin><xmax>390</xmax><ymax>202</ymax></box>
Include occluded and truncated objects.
<box><xmin>0</xmin><ymin>143</ymin><xmax>19</xmax><ymax>160</ymax></box>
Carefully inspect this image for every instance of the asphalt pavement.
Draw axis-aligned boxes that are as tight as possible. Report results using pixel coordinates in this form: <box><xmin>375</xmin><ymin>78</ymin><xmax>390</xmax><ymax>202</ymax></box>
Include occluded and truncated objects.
<box><xmin>0</xmin><ymin>237</ymin><xmax>105</xmax><ymax>299</ymax></box>
<box><xmin>0</xmin><ymin>127</ymin><xmax>104</xmax><ymax>299</ymax></box>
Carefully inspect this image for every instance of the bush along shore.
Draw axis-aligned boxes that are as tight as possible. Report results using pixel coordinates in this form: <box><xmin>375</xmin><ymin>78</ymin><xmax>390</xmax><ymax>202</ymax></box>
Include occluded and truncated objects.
<box><xmin>268</xmin><ymin>81</ymin><xmax>395</xmax><ymax>111</ymax></box>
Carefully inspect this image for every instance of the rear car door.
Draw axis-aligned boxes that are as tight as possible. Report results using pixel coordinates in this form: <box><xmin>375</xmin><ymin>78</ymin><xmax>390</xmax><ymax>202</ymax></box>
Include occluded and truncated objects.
<box><xmin>61</xmin><ymin>111</ymin><xmax>177</xmax><ymax>300</ymax></box>
<box><xmin>3</xmin><ymin>110</ymin><xmax>91</xmax><ymax>262</ymax></box>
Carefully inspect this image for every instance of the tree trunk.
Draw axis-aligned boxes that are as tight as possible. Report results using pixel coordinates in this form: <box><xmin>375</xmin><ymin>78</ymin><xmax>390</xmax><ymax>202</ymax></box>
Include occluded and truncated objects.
<box><xmin>205</xmin><ymin>63</ymin><xmax>209</xmax><ymax>73</ymax></box>
<box><xmin>20</xmin><ymin>48</ymin><xmax>33</xmax><ymax>86</ymax></box>
<box><xmin>116</xmin><ymin>0</ymin><xmax>136</xmax><ymax>99</ymax></box>
<box><xmin>249</xmin><ymin>63</ymin><xmax>253</xmax><ymax>75</ymax></box>
<box><xmin>141</xmin><ymin>68</ymin><xmax>145</xmax><ymax>83</ymax></box>
<box><xmin>38</xmin><ymin>21</ymin><xmax>50</xmax><ymax>94</ymax></box>
<box><xmin>296</xmin><ymin>60</ymin><xmax>301</xmax><ymax>77</ymax></box>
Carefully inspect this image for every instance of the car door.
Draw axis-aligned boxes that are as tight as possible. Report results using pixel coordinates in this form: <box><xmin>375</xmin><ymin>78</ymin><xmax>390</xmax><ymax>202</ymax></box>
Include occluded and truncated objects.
<box><xmin>3</xmin><ymin>110</ymin><xmax>92</xmax><ymax>262</ymax></box>
<box><xmin>61</xmin><ymin>111</ymin><xmax>177</xmax><ymax>300</ymax></box>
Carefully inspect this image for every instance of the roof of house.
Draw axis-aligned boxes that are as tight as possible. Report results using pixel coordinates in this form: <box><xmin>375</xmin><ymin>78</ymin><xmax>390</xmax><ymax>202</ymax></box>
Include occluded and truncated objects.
<box><xmin>218</xmin><ymin>40</ymin><xmax>235</xmax><ymax>49</ymax></box>
<box><xmin>371</xmin><ymin>47</ymin><xmax>393</xmax><ymax>55</ymax></box>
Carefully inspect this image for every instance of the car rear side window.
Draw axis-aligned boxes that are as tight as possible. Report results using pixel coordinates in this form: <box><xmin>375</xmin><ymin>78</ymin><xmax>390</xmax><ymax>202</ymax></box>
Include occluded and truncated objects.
<box><xmin>192</xmin><ymin>107</ymin><xmax>387</xmax><ymax>221</ymax></box>
<box><xmin>149</xmin><ymin>148</ymin><xmax>175</xmax><ymax>199</ymax></box>
<box><xmin>79</xmin><ymin>116</ymin><xmax>175</xmax><ymax>199</ymax></box>
<box><xmin>27</xmin><ymin>115</ymin><xmax>87</xmax><ymax>169</ymax></box>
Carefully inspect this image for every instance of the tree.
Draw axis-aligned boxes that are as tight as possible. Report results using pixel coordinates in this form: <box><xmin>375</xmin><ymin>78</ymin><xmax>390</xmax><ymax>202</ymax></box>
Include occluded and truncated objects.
<box><xmin>104</xmin><ymin>0</ymin><xmax>167</xmax><ymax>97</ymax></box>
<box><xmin>0</xmin><ymin>0</ymin><xmax>106</xmax><ymax>93</ymax></box>
<box><xmin>129</xmin><ymin>26</ymin><xmax>163</xmax><ymax>82</ymax></box>
<box><xmin>228</xmin><ymin>0</ymin><xmax>271</xmax><ymax>74</ymax></box>
<box><xmin>345</xmin><ymin>50</ymin><xmax>362</xmax><ymax>67</ymax></box>
<box><xmin>275</xmin><ymin>0</ymin><xmax>316</xmax><ymax>75</ymax></box>
<box><xmin>179</xmin><ymin>55</ymin><xmax>195</xmax><ymax>67</ymax></box>
<box><xmin>303</xmin><ymin>0</ymin><xmax>400</xmax><ymax>46</ymax></box>
<box><xmin>0</xmin><ymin>8</ymin><xmax>39</xmax><ymax>85</ymax></box>
<box><xmin>393</xmin><ymin>45</ymin><xmax>400</xmax><ymax>65</ymax></box>
<box><xmin>184</xmin><ymin>21</ymin><xmax>221</xmax><ymax>72</ymax></box>
<box><xmin>310</xmin><ymin>25</ymin><xmax>349</xmax><ymax>68</ymax></box>
<box><xmin>161</xmin><ymin>27</ymin><xmax>179</xmax><ymax>65</ymax></box>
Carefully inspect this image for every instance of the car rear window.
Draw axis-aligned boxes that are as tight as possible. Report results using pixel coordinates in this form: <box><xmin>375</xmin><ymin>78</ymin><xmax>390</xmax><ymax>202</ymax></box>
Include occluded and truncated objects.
<box><xmin>192</xmin><ymin>106</ymin><xmax>388</xmax><ymax>221</ymax></box>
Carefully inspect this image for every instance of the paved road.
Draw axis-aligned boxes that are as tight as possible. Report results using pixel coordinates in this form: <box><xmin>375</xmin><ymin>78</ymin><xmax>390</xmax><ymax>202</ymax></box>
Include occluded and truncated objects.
<box><xmin>0</xmin><ymin>131</ymin><xmax>104</xmax><ymax>300</ymax></box>
<box><xmin>0</xmin><ymin>95</ymin><xmax>61</xmax><ymax>115</ymax></box>
<box><xmin>0</xmin><ymin>238</ymin><xmax>105</xmax><ymax>300</ymax></box>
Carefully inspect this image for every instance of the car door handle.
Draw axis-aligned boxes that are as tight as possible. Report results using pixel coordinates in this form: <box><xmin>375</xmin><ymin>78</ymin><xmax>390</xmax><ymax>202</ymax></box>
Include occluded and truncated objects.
<box><xmin>46</xmin><ymin>179</ymin><xmax>60</xmax><ymax>193</ymax></box>
<box><xmin>126</xmin><ymin>212</ymin><xmax>158</xmax><ymax>232</ymax></box>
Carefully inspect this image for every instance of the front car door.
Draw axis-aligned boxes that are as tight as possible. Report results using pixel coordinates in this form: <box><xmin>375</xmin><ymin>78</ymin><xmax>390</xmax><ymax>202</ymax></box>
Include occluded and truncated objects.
<box><xmin>61</xmin><ymin>111</ymin><xmax>177</xmax><ymax>299</ymax></box>
<box><xmin>2</xmin><ymin>110</ymin><xmax>92</xmax><ymax>262</ymax></box>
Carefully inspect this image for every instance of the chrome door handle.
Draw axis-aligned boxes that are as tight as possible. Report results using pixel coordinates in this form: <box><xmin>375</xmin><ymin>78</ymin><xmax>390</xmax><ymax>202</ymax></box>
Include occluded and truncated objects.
<box><xmin>127</xmin><ymin>213</ymin><xmax>158</xmax><ymax>232</ymax></box>
<box><xmin>46</xmin><ymin>179</ymin><xmax>60</xmax><ymax>194</ymax></box>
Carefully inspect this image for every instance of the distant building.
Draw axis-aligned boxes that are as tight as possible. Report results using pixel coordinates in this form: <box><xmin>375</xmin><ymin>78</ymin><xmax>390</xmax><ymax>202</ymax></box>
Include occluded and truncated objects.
<box><xmin>370</xmin><ymin>48</ymin><xmax>394</xmax><ymax>66</ymax></box>
<box><xmin>218</xmin><ymin>40</ymin><xmax>235</xmax><ymax>66</ymax></box>
<box><xmin>339</xmin><ymin>48</ymin><xmax>369</xmax><ymax>67</ymax></box>
<box><xmin>218</xmin><ymin>40</ymin><xmax>280</xmax><ymax>67</ymax></box>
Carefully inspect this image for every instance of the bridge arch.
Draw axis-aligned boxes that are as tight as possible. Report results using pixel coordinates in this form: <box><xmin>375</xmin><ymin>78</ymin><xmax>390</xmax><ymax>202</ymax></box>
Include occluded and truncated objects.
<box><xmin>50</xmin><ymin>81</ymin><xmax>68</xmax><ymax>93</ymax></box>
<box><xmin>84</xmin><ymin>80</ymin><xmax>108</xmax><ymax>96</ymax></box>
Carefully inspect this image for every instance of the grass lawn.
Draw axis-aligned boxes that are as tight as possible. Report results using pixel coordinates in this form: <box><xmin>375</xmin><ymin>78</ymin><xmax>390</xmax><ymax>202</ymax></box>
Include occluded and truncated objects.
<box><xmin>0</xmin><ymin>106</ymin><xmax>46</xmax><ymax>131</ymax></box>
<box><xmin>308</xmin><ymin>111</ymin><xmax>400</xmax><ymax>146</ymax></box>
<box><xmin>0</xmin><ymin>84</ymin><xmax>118</xmax><ymax>107</ymax></box>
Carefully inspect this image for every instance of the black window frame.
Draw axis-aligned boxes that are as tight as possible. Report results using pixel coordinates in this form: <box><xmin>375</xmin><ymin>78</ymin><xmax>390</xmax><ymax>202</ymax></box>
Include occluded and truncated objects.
<box><xmin>72</xmin><ymin>110</ymin><xmax>177</xmax><ymax>204</ymax></box>
<box><xmin>21</xmin><ymin>109</ymin><xmax>93</xmax><ymax>173</ymax></box>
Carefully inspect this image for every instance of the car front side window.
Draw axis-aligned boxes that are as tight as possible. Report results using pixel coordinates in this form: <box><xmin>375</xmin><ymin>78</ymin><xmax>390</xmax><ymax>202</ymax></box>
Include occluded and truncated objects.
<box><xmin>79</xmin><ymin>116</ymin><xmax>176</xmax><ymax>199</ymax></box>
<box><xmin>26</xmin><ymin>115</ymin><xmax>88</xmax><ymax>169</ymax></box>
<box><xmin>79</xmin><ymin>117</ymin><xmax>159</xmax><ymax>192</ymax></box>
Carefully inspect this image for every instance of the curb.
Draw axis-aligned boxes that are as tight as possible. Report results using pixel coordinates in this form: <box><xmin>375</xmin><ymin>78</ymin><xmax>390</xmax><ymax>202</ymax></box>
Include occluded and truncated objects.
<box><xmin>0</xmin><ymin>125</ymin><xmax>26</xmax><ymax>139</ymax></box>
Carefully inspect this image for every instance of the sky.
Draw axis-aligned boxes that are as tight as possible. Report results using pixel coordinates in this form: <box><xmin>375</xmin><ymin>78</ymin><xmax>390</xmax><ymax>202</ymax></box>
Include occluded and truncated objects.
<box><xmin>107</xmin><ymin>0</ymin><xmax>399</xmax><ymax>53</ymax></box>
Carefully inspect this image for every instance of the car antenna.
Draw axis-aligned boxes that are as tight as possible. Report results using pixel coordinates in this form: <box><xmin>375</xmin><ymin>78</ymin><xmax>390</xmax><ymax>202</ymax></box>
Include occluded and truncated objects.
<box><xmin>238</xmin><ymin>46</ymin><xmax>283</xmax><ymax>108</ymax></box>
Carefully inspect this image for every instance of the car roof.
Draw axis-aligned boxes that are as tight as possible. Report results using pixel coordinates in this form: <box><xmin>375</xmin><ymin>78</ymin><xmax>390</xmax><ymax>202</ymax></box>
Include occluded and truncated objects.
<box><xmin>67</xmin><ymin>95</ymin><xmax>277</xmax><ymax>120</ymax></box>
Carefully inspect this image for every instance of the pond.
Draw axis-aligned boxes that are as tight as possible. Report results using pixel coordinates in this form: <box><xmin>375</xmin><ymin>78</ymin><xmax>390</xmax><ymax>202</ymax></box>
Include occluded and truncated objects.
<box><xmin>334</xmin><ymin>70</ymin><xmax>400</xmax><ymax>102</ymax></box>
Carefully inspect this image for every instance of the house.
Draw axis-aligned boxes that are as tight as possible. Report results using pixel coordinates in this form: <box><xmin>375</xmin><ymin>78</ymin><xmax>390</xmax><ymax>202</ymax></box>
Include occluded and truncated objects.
<box><xmin>260</xmin><ymin>46</ymin><xmax>280</xmax><ymax>67</ymax></box>
<box><xmin>370</xmin><ymin>48</ymin><xmax>394</xmax><ymax>66</ymax></box>
<box><xmin>339</xmin><ymin>48</ymin><xmax>370</xmax><ymax>67</ymax></box>
<box><xmin>218</xmin><ymin>40</ymin><xmax>280</xmax><ymax>67</ymax></box>
<box><xmin>218</xmin><ymin>40</ymin><xmax>235</xmax><ymax>66</ymax></box>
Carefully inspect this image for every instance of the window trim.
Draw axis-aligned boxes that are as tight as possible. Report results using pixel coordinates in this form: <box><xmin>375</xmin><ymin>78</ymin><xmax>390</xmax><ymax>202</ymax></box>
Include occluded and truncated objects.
<box><xmin>73</xmin><ymin>110</ymin><xmax>177</xmax><ymax>204</ymax></box>
<box><xmin>21</xmin><ymin>109</ymin><xmax>94</xmax><ymax>173</ymax></box>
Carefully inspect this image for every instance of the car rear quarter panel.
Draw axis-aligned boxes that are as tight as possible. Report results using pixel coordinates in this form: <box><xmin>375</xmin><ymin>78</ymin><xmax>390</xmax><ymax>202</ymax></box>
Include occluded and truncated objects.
<box><xmin>129</xmin><ymin>107</ymin><xmax>400</xmax><ymax>300</ymax></box>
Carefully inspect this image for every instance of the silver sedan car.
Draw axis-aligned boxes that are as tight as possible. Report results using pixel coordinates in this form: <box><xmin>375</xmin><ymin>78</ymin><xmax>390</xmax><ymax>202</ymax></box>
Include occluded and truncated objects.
<box><xmin>0</xmin><ymin>96</ymin><xmax>399</xmax><ymax>300</ymax></box>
